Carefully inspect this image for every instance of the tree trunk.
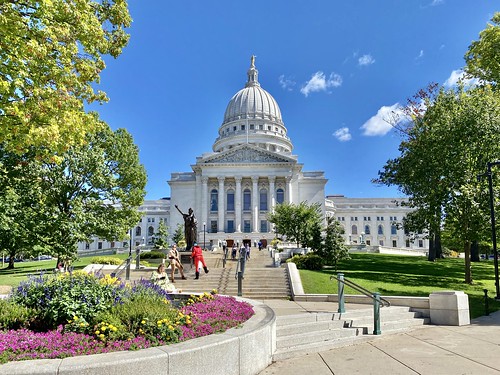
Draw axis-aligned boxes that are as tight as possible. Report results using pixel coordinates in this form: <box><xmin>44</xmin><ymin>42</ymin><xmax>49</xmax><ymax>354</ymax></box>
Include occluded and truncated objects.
<box><xmin>464</xmin><ymin>241</ymin><xmax>472</xmax><ymax>284</ymax></box>
<box><xmin>428</xmin><ymin>234</ymin><xmax>436</xmax><ymax>261</ymax></box>
<box><xmin>435</xmin><ymin>232</ymin><xmax>443</xmax><ymax>258</ymax></box>
<box><xmin>471</xmin><ymin>240</ymin><xmax>480</xmax><ymax>262</ymax></box>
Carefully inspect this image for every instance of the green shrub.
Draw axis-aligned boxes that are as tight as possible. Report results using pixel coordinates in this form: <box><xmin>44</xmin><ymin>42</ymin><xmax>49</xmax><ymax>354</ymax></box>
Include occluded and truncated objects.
<box><xmin>89</xmin><ymin>256</ymin><xmax>122</xmax><ymax>265</ymax></box>
<box><xmin>140</xmin><ymin>251</ymin><xmax>166</xmax><ymax>259</ymax></box>
<box><xmin>0</xmin><ymin>299</ymin><xmax>33</xmax><ymax>330</ymax></box>
<box><xmin>287</xmin><ymin>253</ymin><xmax>324</xmax><ymax>270</ymax></box>
<box><xmin>11</xmin><ymin>272</ymin><xmax>128</xmax><ymax>330</ymax></box>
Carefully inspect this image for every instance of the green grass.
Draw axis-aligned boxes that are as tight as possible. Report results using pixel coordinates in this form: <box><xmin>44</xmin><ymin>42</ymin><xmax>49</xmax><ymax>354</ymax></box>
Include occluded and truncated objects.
<box><xmin>299</xmin><ymin>253</ymin><xmax>500</xmax><ymax>319</ymax></box>
<box><xmin>0</xmin><ymin>254</ymin><xmax>130</xmax><ymax>288</ymax></box>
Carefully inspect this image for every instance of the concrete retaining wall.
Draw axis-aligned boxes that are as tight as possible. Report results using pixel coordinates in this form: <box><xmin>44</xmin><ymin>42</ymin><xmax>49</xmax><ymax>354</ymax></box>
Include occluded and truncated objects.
<box><xmin>0</xmin><ymin>299</ymin><xmax>276</xmax><ymax>375</ymax></box>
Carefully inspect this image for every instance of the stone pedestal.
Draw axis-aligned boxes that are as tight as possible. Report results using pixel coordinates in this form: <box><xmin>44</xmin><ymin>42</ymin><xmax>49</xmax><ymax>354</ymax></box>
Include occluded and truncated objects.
<box><xmin>429</xmin><ymin>291</ymin><xmax>470</xmax><ymax>326</ymax></box>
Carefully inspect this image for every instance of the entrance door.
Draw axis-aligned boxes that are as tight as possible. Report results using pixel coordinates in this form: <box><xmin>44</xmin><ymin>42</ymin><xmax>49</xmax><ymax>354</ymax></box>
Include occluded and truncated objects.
<box><xmin>243</xmin><ymin>239</ymin><xmax>252</xmax><ymax>247</ymax></box>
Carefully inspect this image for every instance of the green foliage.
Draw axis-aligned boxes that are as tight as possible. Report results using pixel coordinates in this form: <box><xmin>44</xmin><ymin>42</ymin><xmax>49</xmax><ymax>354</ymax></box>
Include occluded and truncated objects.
<box><xmin>171</xmin><ymin>223</ymin><xmax>185</xmax><ymax>246</ymax></box>
<box><xmin>317</xmin><ymin>216</ymin><xmax>350</xmax><ymax>271</ymax></box>
<box><xmin>89</xmin><ymin>256</ymin><xmax>122</xmax><ymax>265</ymax></box>
<box><xmin>287</xmin><ymin>253</ymin><xmax>323</xmax><ymax>270</ymax></box>
<box><xmin>140</xmin><ymin>251</ymin><xmax>166</xmax><ymax>260</ymax></box>
<box><xmin>0</xmin><ymin>299</ymin><xmax>33</xmax><ymax>330</ymax></box>
<box><xmin>0</xmin><ymin>0</ymin><xmax>131</xmax><ymax>155</ymax></box>
<box><xmin>465</xmin><ymin>12</ymin><xmax>500</xmax><ymax>87</ymax></box>
<box><xmin>153</xmin><ymin>219</ymin><xmax>169</xmax><ymax>249</ymax></box>
<box><xmin>11</xmin><ymin>272</ymin><xmax>128</xmax><ymax>330</ymax></box>
<box><xmin>268</xmin><ymin>201</ymin><xmax>322</xmax><ymax>248</ymax></box>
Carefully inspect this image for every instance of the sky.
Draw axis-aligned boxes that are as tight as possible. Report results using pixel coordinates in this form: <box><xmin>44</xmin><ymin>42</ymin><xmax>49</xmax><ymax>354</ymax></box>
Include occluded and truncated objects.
<box><xmin>90</xmin><ymin>0</ymin><xmax>498</xmax><ymax>200</ymax></box>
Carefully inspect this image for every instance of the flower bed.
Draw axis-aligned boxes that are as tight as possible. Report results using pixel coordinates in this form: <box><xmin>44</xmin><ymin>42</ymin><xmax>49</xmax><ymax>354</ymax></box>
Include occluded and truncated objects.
<box><xmin>0</xmin><ymin>272</ymin><xmax>254</xmax><ymax>364</ymax></box>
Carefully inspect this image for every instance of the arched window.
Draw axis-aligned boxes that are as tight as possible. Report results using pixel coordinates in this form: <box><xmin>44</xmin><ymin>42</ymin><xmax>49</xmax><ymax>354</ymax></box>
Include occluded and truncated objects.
<box><xmin>351</xmin><ymin>225</ymin><xmax>358</xmax><ymax>235</ymax></box>
<box><xmin>135</xmin><ymin>226</ymin><xmax>141</xmax><ymax>236</ymax></box>
<box><xmin>364</xmin><ymin>225</ymin><xmax>370</xmax><ymax>235</ymax></box>
<box><xmin>260</xmin><ymin>189</ymin><xmax>268</xmax><ymax>211</ymax></box>
<box><xmin>227</xmin><ymin>189</ymin><xmax>235</xmax><ymax>212</ymax></box>
<box><xmin>243</xmin><ymin>189</ymin><xmax>251</xmax><ymax>211</ymax></box>
<box><xmin>148</xmin><ymin>226</ymin><xmax>154</xmax><ymax>236</ymax></box>
<box><xmin>276</xmin><ymin>188</ymin><xmax>284</xmax><ymax>204</ymax></box>
<box><xmin>378</xmin><ymin>225</ymin><xmax>384</xmax><ymax>235</ymax></box>
<box><xmin>210</xmin><ymin>189</ymin><xmax>218</xmax><ymax>212</ymax></box>
<box><xmin>391</xmin><ymin>225</ymin><xmax>397</xmax><ymax>235</ymax></box>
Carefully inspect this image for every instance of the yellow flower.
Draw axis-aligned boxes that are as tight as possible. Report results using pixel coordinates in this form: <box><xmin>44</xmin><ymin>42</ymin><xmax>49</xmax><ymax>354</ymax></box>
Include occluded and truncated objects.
<box><xmin>141</xmin><ymin>320</ymin><xmax>146</xmax><ymax>324</ymax></box>
<box><xmin>73</xmin><ymin>316</ymin><xmax>79</xmax><ymax>320</ymax></box>
<box><xmin>79</xmin><ymin>323</ymin><xmax>85</xmax><ymax>327</ymax></box>
<box><xmin>101</xmin><ymin>326</ymin><xmax>107</xmax><ymax>331</ymax></box>
<box><xmin>95</xmin><ymin>330</ymin><xmax>100</xmax><ymax>335</ymax></box>
<box><xmin>112</xmin><ymin>326</ymin><xmax>118</xmax><ymax>332</ymax></box>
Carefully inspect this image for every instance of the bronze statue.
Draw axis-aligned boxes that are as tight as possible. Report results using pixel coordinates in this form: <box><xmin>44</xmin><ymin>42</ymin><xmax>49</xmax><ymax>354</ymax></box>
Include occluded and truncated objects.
<box><xmin>175</xmin><ymin>205</ymin><xmax>198</xmax><ymax>251</ymax></box>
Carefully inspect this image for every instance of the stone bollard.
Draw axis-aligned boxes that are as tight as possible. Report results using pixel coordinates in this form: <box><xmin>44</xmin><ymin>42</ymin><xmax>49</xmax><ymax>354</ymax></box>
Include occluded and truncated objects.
<box><xmin>429</xmin><ymin>291</ymin><xmax>470</xmax><ymax>326</ymax></box>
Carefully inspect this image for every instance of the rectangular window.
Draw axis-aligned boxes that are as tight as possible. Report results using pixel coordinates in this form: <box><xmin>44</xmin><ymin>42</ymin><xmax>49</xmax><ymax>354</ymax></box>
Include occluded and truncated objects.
<box><xmin>259</xmin><ymin>124</ymin><xmax>263</xmax><ymax>130</ymax></box>
<box><xmin>260</xmin><ymin>190</ymin><xmax>268</xmax><ymax>211</ymax></box>
<box><xmin>392</xmin><ymin>240</ymin><xmax>397</xmax><ymax>247</ymax></box>
<box><xmin>267</xmin><ymin>125</ymin><xmax>271</xmax><ymax>130</ymax></box>
<box><xmin>243</xmin><ymin>220</ymin><xmax>251</xmax><ymax>233</ymax></box>
<box><xmin>227</xmin><ymin>220</ymin><xmax>234</xmax><ymax>233</ymax></box>
<box><xmin>98</xmin><ymin>242</ymin><xmax>103</xmax><ymax>250</ymax></box>
<box><xmin>379</xmin><ymin>240</ymin><xmax>384</xmax><ymax>246</ymax></box>
<box><xmin>419</xmin><ymin>240</ymin><xmax>423</xmax><ymax>248</ymax></box>
<box><xmin>210</xmin><ymin>220</ymin><xmax>217</xmax><ymax>233</ymax></box>
<box><xmin>366</xmin><ymin>240</ymin><xmax>371</xmax><ymax>245</ymax></box>
<box><xmin>406</xmin><ymin>239</ymin><xmax>410</xmax><ymax>247</ymax></box>
<box><xmin>85</xmin><ymin>243</ymin><xmax>90</xmax><ymax>250</ymax></box>
<box><xmin>250</xmin><ymin>124</ymin><xmax>254</xmax><ymax>130</ymax></box>
<box><xmin>260</xmin><ymin>220</ymin><xmax>268</xmax><ymax>233</ymax></box>
<box><xmin>241</xmin><ymin>125</ymin><xmax>245</xmax><ymax>131</ymax></box>
<box><xmin>243</xmin><ymin>190</ymin><xmax>251</xmax><ymax>211</ymax></box>
<box><xmin>233</xmin><ymin>126</ymin><xmax>237</xmax><ymax>131</ymax></box>
<box><xmin>227</xmin><ymin>191</ymin><xmax>235</xmax><ymax>211</ymax></box>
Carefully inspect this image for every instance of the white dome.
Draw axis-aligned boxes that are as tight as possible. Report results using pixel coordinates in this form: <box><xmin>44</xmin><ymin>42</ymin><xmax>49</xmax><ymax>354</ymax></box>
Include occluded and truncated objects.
<box><xmin>213</xmin><ymin>56</ymin><xmax>293</xmax><ymax>153</ymax></box>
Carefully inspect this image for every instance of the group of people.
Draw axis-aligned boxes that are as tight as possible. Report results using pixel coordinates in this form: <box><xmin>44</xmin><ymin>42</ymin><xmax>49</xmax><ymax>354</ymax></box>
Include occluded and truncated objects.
<box><xmin>151</xmin><ymin>241</ymin><xmax>210</xmax><ymax>292</ymax></box>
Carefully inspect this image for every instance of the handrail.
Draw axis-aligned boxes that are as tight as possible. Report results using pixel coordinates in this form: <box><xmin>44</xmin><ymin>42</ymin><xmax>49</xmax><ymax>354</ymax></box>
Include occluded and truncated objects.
<box><xmin>112</xmin><ymin>251</ymin><xmax>142</xmax><ymax>280</ymax></box>
<box><xmin>329</xmin><ymin>274</ymin><xmax>391</xmax><ymax>308</ymax></box>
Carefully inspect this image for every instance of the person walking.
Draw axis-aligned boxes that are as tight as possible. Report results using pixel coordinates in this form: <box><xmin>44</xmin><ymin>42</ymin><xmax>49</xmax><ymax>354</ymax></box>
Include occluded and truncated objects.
<box><xmin>231</xmin><ymin>243</ymin><xmax>237</xmax><ymax>260</ymax></box>
<box><xmin>168</xmin><ymin>244</ymin><xmax>186</xmax><ymax>282</ymax></box>
<box><xmin>191</xmin><ymin>242</ymin><xmax>209</xmax><ymax>279</ymax></box>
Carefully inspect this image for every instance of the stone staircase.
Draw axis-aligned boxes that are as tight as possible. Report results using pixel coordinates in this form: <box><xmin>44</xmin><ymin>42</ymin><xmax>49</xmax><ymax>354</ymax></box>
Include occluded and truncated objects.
<box><xmin>113</xmin><ymin>247</ymin><xmax>292</xmax><ymax>299</ymax></box>
<box><xmin>273</xmin><ymin>306</ymin><xmax>430</xmax><ymax>361</ymax></box>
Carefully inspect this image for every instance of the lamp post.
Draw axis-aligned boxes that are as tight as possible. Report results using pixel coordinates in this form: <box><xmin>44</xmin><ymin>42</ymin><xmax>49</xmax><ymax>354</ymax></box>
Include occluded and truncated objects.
<box><xmin>126</xmin><ymin>228</ymin><xmax>132</xmax><ymax>280</ymax></box>
<box><xmin>203</xmin><ymin>222</ymin><xmax>206</xmax><ymax>250</ymax></box>
<box><xmin>486</xmin><ymin>162</ymin><xmax>500</xmax><ymax>300</ymax></box>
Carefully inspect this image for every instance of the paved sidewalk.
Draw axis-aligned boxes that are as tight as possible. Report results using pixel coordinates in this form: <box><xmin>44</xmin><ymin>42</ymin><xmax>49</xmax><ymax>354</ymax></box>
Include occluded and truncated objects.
<box><xmin>258</xmin><ymin>300</ymin><xmax>500</xmax><ymax>375</ymax></box>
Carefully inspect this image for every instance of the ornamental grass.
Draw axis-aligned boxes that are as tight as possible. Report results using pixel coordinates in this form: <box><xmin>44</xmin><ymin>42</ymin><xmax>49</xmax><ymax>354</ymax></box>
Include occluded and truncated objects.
<box><xmin>0</xmin><ymin>272</ymin><xmax>254</xmax><ymax>364</ymax></box>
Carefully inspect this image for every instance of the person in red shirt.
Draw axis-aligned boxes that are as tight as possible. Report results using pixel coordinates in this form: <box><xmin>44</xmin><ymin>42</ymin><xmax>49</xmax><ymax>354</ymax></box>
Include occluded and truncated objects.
<box><xmin>191</xmin><ymin>242</ymin><xmax>209</xmax><ymax>279</ymax></box>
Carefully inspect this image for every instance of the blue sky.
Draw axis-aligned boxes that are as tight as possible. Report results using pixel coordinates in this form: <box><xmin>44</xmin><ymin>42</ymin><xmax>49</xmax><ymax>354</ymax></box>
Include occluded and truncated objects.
<box><xmin>90</xmin><ymin>1</ymin><xmax>498</xmax><ymax>200</ymax></box>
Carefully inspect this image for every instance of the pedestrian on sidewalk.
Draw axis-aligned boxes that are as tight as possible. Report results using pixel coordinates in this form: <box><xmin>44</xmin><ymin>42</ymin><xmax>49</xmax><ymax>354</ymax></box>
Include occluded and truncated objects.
<box><xmin>168</xmin><ymin>244</ymin><xmax>186</xmax><ymax>282</ymax></box>
<box><xmin>231</xmin><ymin>243</ymin><xmax>237</xmax><ymax>260</ymax></box>
<box><xmin>245</xmin><ymin>243</ymin><xmax>251</xmax><ymax>260</ymax></box>
<box><xmin>191</xmin><ymin>242</ymin><xmax>209</xmax><ymax>279</ymax></box>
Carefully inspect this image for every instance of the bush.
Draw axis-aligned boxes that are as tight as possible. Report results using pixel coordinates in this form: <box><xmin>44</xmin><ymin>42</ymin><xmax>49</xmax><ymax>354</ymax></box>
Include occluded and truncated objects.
<box><xmin>287</xmin><ymin>253</ymin><xmax>324</xmax><ymax>270</ymax></box>
<box><xmin>89</xmin><ymin>256</ymin><xmax>122</xmax><ymax>265</ymax></box>
<box><xmin>0</xmin><ymin>299</ymin><xmax>33</xmax><ymax>330</ymax></box>
<box><xmin>11</xmin><ymin>272</ymin><xmax>129</xmax><ymax>330</ymax></box>
<box><xmin>140</xmin><ymin>251</ymin><xmax>166</xmax><ymax>260</ymax></box>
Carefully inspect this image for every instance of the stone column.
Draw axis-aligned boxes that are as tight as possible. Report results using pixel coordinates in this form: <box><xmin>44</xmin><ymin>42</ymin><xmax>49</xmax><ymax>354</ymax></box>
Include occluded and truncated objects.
<box><xmin>252</xmin><ymin>176</ymin><xmax>259</xmax><ymax>232</ymax></box>
<box><xmin>218</xmin><ymin>176</ymin><xmax>225</xmax><ymax>233</ymax></box>
<box><xmin>286</xmin><ymin>176</ymin><xmax>293</xmax><ymax>203</ymax></box>
<box><xmin>235</xmin><ymin>176</ymin><xmax>242</xmax><ymax>233</ymax></box>
<box><xmin>201</xmin><ymin>176</ymin><xmax>208</xmax><ymax>238</ymax></box>
<box><xmin>269</xmin><ymin>176</ymin><xmax>276</xmax><ymax>210</ymax></box>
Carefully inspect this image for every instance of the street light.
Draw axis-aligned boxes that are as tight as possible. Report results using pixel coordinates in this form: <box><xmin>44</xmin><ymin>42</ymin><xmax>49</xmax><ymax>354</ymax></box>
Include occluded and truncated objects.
<box><xmin>203</xmin><ymin>222</ymin><xmax>206</xmax><ymax>250</ymax></box>
<box><xmin>479</xmin><ymin>161</ymin><xmax>500</xmax><ymax>300</ymax></box>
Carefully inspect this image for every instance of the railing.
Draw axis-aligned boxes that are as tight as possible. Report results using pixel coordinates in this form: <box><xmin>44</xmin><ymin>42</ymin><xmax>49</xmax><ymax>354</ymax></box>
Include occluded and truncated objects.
<box><xmin>111</xmin><ymin>250</ymin><xmax>142</xmax><ymax>280</ymax></box>
<box><xmin>330</xmin><ymin>273</ymin><xmax>391</xmax><ymax>335</ymax></box>
<box><xmin>234</xmin><ymin>251</ymin><xmax>246</xmax><ymax>296</ymax></box>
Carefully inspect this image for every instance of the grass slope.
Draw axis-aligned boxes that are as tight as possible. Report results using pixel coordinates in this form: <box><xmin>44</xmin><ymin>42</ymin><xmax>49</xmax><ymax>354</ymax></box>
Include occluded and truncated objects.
<box><xmin>300</xmin><ymin>253</ymin><xmax>500</xmax><ymax>318</ymax></box>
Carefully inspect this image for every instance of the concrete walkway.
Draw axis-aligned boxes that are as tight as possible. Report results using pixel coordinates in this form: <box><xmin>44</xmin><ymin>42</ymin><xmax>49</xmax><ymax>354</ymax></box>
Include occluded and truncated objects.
<box><xmin>258</xmin><ymin>300</ymin><xmax>500</xmax><ymax>375</ymax></box>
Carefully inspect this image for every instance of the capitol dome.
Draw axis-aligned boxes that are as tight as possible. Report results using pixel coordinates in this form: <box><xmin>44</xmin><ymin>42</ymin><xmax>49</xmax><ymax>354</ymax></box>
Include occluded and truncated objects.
<box><xmin>212</xmin><ymin>56</ymin><xmax>293</xmax><ymax>153</ymax></box>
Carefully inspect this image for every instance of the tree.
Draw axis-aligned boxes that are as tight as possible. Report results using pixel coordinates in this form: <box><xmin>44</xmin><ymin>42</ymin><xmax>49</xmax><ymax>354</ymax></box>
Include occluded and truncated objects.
<box><xmin>171</xmin><ymin>224</ymin><xmax>185</xmax><ymax>248</ymax></box>
<box><xmin>376</xmin><ymin>85</ymin><xmax>500</xmax><ymax>284</ymax></box>
<box><xmin>315</xmin><ymin>216</ymin><xmax>350</xmax><ymax>271</ymax></box>
<box><xmin>465</xmin><ymin>12</ymin><xmax>500</xmax><ymax>87</ymax></box>
<box><xmin>0</xmin><ymin>0</ymin><xmax>131</xmax><ymax>155</ymax></box>
<box><xmin>1</xmin><ymin>126</ymin><xmax>146</xmax><ymax>262</ymax></box>
<box><xmin>153</xmin><ymin>219</ymin><xmax>169</xmax><ymax>249</ymax></box>
<box><xmin>268</xmin><ymin>202</ymin><xmax>322</xmax><ymax>248</ymax></box>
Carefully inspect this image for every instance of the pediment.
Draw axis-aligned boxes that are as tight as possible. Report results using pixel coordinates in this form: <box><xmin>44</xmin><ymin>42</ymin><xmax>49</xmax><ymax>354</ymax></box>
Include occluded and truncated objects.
<box><xmin>201</xmin><ymin>146</ymin><xmax>295</xmax><ymax>165</ymax></box>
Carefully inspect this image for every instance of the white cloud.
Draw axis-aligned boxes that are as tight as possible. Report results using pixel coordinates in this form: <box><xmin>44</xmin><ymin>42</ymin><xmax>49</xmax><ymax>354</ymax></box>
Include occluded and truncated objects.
<box><xmin>416</xmin><ymin>50</ymin><xmax>424</xmax><ymax>59</ymax></box>
<box><xmin>358</xmin><ymin>54</ymin><xmax>375</xmax><ymax>66</ymax></box>
<box><xmin>431</xmin><ymin>0</ymin><xmax>444</xmax><ymax>6</ymax></box>
<box><xmin>443</xmin><ymin>69</ymin><xmax>480</xmax><ymax>88</ymax></box>
<box><xmin>279</xmin><ymin>75</ymin><xmax>296</xmax><ymax>91</ymax></box>
<box><xmin>361</xmin><ymin>103</ymin><xmax>405</xmax><ymax>136</ymax></box>
<box><xmin>333</xmin><ymin>127</ymin><xmax>352</xmax><ymax>142</ymax></box>
<box><xmin>300</xmin><ymin>71</ymin><xmax>342</xmax><ymax>97</ymax></box>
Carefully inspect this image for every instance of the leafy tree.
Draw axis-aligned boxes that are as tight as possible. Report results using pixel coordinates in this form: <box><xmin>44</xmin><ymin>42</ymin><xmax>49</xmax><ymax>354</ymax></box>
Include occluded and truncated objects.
<box><xmin>171</xmin><ymin>223</ymin><xmax>184</xmax><ymax>247</ymax></box>
<box><xmin>268</xmin><ymin>202</ymin><xmax>322</xmax><ymax>248</ymax></box>
<box><xmin>1</xmin><ymin>126</ymin><xmax>146</xmax><ymax>262</ymax></box>
<box><xmin>153</xmin><ymin>219</ymin><xmax>169</xmax><ymax>249</ymax></box>
<box><xmin>376</xmin><ymin>85</ymin><xmax>500</xmax><ymax>284</ymax></box>
<box><xmin>465</xmin><ymin>12</ymin><xmax>500</xmax><ymax>87</ymax></box>
<box><xmin>0</xmin><ymin>0</ymin><xmax>131</xmax><ymax>155</ymax></box>
<box><xmin>316</xmin><ymin>216</ymin><xmax>350</xmax><ymax>271</ymax></box>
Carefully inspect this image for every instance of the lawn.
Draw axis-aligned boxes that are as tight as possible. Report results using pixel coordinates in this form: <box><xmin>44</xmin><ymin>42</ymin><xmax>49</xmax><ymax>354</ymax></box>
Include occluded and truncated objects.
<box><xmin>0</xmin><ymin>254</ymin><xmax>130</xmax><ymax>288</ymax></box>
<box><xmin>299</xmin><ymin>253</ymin><xmax>500</xmax><ymax>319</ymax></box>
